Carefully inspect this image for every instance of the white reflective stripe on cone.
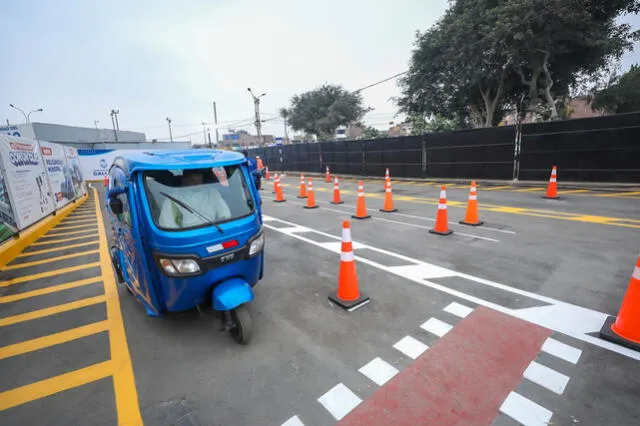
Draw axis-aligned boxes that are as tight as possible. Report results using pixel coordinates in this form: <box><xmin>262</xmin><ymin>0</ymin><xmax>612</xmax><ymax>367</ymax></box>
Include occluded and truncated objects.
<box><xmin>439</xmin><ymin>190</ymin><xmax>446</xmax><ymax>198</ymax></box>
<box><xmin>633</xmin><ymin>265</ymin><xmax>640</xmax><ymax>280</ymax></box>
<box><xmin>386</xmin><ymin>189</ymin><xmax>392</xmax><ymax>193</ymax></box>
<box><xmin>471</xmin><ymin>187</ymin><xmax>477</xmax><ymax>192</ymax></box>
<box><xmin>358</xmin><ymin>185</ymin><xmax>364</xmax><ymax>191</ymax></box>
<box><xmin>469</xmin><ymin>195</ymin><xmax>477</xmax><ymax>200</ymax></box>
<box><xmin>342</xmin><ymin>227</ymin><xmax>352</xmax><ymax>242</ymax></box>
<box><xmin>550</xmin><ymin>178</ymin><xmax>557</xmax><ymax>182</ymax></box>
<box><xmin>341</xmin><ymin>251</ymin><xmax>355</xmax><ymax>262</ymax></box>
<box><xmin>438</xmin><ymin>203</ymin><xmax>447</xmax><ymax>210</ymax></box>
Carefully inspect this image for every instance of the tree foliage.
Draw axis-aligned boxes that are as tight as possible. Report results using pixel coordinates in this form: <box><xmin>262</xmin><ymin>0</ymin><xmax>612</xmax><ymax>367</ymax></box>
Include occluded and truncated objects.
<box><xmin>398</xmin><ymin>0</ymin><xmax>640</xmax><ymax>127</ymax></box>
<box><xmin>363</xmin><ymin>126</ymin><xmax>381</xmax><ymax>139</ymax></box>
<box><xmin>287</xmin><ymin>85</ymin><xmax>370</xmax><ymax>139</ymax></box>
<box><xmin>593</xmin><ymin>64</ymin><xmax>640</xmax><ymax>113</ymax></box>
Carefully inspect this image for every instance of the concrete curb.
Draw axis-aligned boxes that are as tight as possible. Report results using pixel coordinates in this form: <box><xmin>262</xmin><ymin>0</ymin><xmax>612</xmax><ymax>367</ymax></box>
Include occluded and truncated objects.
<box><xmin>271</xmin><ymin>171</ymin><xmax>639</xmax><ymax>193</ymax></box>
<box><xmin>0</xmin><ymin>194</ymin><xmax>90</xmax><ymax>269</ymax></box>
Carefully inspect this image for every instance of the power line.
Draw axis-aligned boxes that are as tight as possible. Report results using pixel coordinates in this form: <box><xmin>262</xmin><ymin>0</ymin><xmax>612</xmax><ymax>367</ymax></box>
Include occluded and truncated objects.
<box><xmin>352</xmin><ymin>71</ymin><xmax>408</xmax><ymax>93</ymax></box>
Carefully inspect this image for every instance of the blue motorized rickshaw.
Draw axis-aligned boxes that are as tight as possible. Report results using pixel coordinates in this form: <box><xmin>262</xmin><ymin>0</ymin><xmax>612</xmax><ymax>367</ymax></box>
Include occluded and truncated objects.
<box><xmin>106</xmin><ymin>150</ymin><xmax>264</xmax><ymax>344</ymax></box>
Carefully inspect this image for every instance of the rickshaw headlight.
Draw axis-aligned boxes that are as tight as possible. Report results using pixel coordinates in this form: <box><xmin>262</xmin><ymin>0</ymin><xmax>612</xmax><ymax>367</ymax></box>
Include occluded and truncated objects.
<box><xmin>159</xmin><ymin>258</ymin><xmax>200</xmax><ymax>275</ymax></box>
<box><xmin>248</xmin><ymin>232</ymin><xmax>265</xmax><ymax>257</ymax></box>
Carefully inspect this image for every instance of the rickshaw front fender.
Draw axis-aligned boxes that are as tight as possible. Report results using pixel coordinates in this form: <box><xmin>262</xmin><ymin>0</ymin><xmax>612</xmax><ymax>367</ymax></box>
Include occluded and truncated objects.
<box><xmin>212</xmin><ymin>278</ymin><xmax>254</xmax><ymax>311</ymax></box>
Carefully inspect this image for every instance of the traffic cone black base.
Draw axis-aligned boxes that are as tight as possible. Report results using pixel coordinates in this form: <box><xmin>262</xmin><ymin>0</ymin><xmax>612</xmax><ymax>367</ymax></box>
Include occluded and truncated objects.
<box><xmin>328</xmin><ymin>292</ymin><xmax>370</xmax><ymax>312</ymax></box>
<box><xmin>330</xmin><ymin>201</ymin><xmax>344</xmax><ymax>205</ymax></box>
<box><xmin>379</xmin><ymin>208</ymin><xmax>397</xmax><ymax>213</ymax></box>
<box><xmin>429</xmin><ymin>229</ymin><xmax>453</xmax><ymax>236</ymax></box>
<box><xmin>273</xmin><ymin>199</ymin><xmax>286</xmax><ymax>203</ymax></box>
<box><xmin>599</xmin><ymin>316</ymin><xmax>640</xmax><ymax>351</ymax></box>
<box><xmin>351</xmin><ymin>214</ymin><xmax>371</xmax><ymax>220</ymax></box>
<box><xmin>303</xmin><ymin>205</ymin><xmax>319</xmax><ymax>209</ymax></box>
<box><xmin>459</xmin><ymin>220</ymin><xmax>484</xmax><ymax>226</ymax></box>
<box><xmin>297</xmin><ymin>195</ymin><xmax>308</xmax><ymax>199</ymax></box>
<box><xmin>543</xmin><ymin>195</ymin><xmax>559</xmax><ymax>200</ymax></box>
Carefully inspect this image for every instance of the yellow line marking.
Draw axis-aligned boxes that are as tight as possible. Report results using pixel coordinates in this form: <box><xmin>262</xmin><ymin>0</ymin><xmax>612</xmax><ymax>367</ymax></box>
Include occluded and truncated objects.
<box><xmin>0</xmin><ymin>320</ymin><xmax>109</xmax><ymax>360</ymax></box>
<box><xmin>0</xmin><ymin>360</ymin><xmax>113</xmax><ymax>411</ymax></box>
<box><xmin>67</xmin><ymin>212</ymin><xmax>96</xmax><ymax>218</ymax></box>
<box><xmin>50</xmin><ymin>222</ymin><xmax>97</xmax><ymax>231</ymax></box>
<box><xmin>43</xmin><ymin>228</ymin><xmax>98</xmax><ymax>238</ymax></box>
<box><xmin>31</xmin><ymin>233</ymin><xmax>99</xmax><ymax>246</ymax></box>
<box><xmin>58</xmin><ymin>218</ymin><xmax>97</xmax><ymax>226</ymax></box>
<box><xmin>0</xmin><ymin>277</ymin><xmax>102</xmax><ymax>304</ymax></box>
<box><xmin>557</xmin><ymin>189</ymin><xmax>592</xmax><ymax>195</ymax></box>
<box><xmin>2</xmin><ymin>249</ymin><xmax>99</xmax><ymax>270</ymax></box>
<box><xmin>92</xmin><ymin>186</ymin><xmax>143</xmax><ymax>424</ymax></box>
<box><xmin>512</xmin><ymin>187</ymin><xmax>546</xmax><ymax>192</ymax></box>
<box><xmin>17</xmin><ymin>241</ymin><xmax>99</xmax><ymax>257</ymax></box>
<box><xmin>0</xmin><ymin>295</ymin><xmax>106</xmax><ymax>327</ymax></box>
<box><xmin>483</xmin><ymin>186</ymin><xmax>514</xmax><ymax>191</ymax></box>
<box><xmin>0</xmin><ymin>262</ymin><xmax>100</xmax><ymax>287</ymax></box>
<box><xmin>594</xmin><ymin>191</ymin><xmax>640</xmax><ymax>197</ymax></box>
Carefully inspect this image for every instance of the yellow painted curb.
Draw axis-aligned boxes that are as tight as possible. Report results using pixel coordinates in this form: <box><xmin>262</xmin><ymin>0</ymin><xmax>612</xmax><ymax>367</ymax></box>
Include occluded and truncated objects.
<box><xmin>0</xmin><ymin>194</ymin><xmax>89</xmax><ymax>269</ymax></box>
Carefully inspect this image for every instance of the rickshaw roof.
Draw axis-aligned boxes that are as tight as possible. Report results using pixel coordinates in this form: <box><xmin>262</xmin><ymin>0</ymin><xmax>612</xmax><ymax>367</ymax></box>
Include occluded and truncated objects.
<box><xmin>114</xmin><ymin>149</ymin><xmax>246</xmax><ymax>175</ymax></box>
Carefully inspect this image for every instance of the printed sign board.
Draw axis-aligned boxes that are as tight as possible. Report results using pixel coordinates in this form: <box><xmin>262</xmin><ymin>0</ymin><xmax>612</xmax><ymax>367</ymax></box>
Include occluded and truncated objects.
<box><xmin>40</xmin><ymin>141</ymin><xmax>73</xmax><ymax>209</ymax></box>
<box><xmin>63</xmin><ymin>146</ymin><xmax>86</xmax><ymax>197</ymax></box>
<box><xmin>0</xmin><ymin>135</ymin><xmax>55</xmax><ymax>230</ymax></box>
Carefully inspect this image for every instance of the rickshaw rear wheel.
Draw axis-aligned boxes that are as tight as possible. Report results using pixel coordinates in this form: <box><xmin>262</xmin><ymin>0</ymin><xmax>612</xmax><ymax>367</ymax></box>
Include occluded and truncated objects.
<box><xmin>229</xmin><ymin>305</ymin><xmax>252</xmax><ymax>344</ymax></box>
<box><xmin>110</xmin><ymin>246</ymin><xmax>125</xmax><ymax>284</ymax></box>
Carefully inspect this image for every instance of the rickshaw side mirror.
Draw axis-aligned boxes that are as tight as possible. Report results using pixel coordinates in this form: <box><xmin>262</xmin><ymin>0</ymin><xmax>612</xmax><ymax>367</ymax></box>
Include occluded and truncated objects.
<box><xmin>109</xmin><ymin>197</ymin><xmax>123</xmax><ymax>215</ymax></box>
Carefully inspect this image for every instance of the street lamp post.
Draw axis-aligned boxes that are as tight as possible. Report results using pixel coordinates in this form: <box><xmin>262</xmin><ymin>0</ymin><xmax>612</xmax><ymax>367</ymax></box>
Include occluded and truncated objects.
<box><xmin>94</xmin><ymin>120</ymin><xmax>100</xmax><ymax>129</ymax></box>
<box><xmin>110</xmin><ymin>110</ymin><xmax>119</xmax><ymax>142</ymax></box>
<box><xmin>166</xmin><ymin>117</ymin><xmax>173</xmax><ymax>142</ymax></box>
<box><xmin>9</xmin><ymin>104</ymin><xmax>43</xmax><ymax>123</ymax></box>
<box><xmin>247</xmin><ymin>88</ymin><xmax>266</xmax><ymax>146</ymax></box>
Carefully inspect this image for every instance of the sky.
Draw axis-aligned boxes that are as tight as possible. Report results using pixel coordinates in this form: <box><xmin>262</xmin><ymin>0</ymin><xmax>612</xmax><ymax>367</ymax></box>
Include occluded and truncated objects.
<box><xmin>2</xmin><ymin>1</ymin><xmax>639</xmax><ymax>144</ymax></box>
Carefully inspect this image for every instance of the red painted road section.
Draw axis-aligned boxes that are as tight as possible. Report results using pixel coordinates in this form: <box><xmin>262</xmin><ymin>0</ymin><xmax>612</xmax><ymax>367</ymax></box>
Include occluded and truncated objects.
<box><xmin>339</xmin><ymin>307</ymin><xmax>551</xmax><ymax>426</ymax></box>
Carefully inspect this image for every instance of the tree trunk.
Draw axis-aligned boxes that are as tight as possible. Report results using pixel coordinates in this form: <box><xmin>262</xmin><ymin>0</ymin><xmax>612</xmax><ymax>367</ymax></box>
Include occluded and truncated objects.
<box><xmin>539</xmin><ymin>51</ymin><xmax>559</xmax><ymax>120</ymax></box>
<box><xmin>517</xmin><ymin>67</ymin><xmax>541</xmax><ymax>114</ymax></box>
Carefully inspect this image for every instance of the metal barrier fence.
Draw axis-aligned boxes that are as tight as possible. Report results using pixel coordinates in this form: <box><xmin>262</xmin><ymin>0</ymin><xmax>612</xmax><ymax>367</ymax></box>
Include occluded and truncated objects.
<box><xmin>250</xmin><ymin>112</ymin><xmax>640</xmax><ymax>182</ymax></box>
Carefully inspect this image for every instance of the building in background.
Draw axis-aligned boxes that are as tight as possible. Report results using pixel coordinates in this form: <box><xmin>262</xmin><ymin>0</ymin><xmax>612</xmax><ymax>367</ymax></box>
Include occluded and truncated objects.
<box><xmin>0</xmin><ymin>122</ymin><xmax>189</xmax><ymax>150</ymax></box>
<box><xmin>221</xmin><ymin>129</ymin><xmax>274</xmax><ymax>148</ymax></box>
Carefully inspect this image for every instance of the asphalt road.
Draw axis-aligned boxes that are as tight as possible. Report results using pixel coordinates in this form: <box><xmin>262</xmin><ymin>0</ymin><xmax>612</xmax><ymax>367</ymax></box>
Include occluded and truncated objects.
<box><xmin>1</xmin><ymin>179</ymin><xmax>639</xmax><ymax>426</ymax></box>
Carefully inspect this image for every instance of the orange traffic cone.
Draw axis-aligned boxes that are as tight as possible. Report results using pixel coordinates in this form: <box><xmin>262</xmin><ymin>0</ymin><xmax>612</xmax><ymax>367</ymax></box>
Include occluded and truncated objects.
<box><xmin>600</xmin><ymin>254</ymin><xmax>640</xmax><ymax>350</ymax></box>
<box><xmin>385</xmin><ymin>168</ymin><xmax>390</xmax><ymax>182</ymax></box>
<box><xmin>429</xmin><ymin>186</ymin><xmax>453</xmax><ymax>236</ymax></box>
<box><xmin>328</xmin><ymin>220</ymin><xmax>370</xmax><ymax>311</ymax></box>
<box><xmin>459</xmin><ymin>181</ymin><xmax>483</xmax><ymax>226</ymax></box>
<box><xmin>272</xmin><ymin>173</ymin><xmax>279</xmax><ymax>193</ymax></box>
<box><xmin>544</xmin><ymin>166</ymin><xmax>559</xmax><ymax>199</ymax></box>
<box><xmin>330</xmin><ymin>176</ymin><xmax>344</xmax><ymax>205</ymax></box>
<box><xmin>325</xmin><ymin>166</ymin><xmax>331</xmax><ymax>183</ymax></box>
<box><xmin>304</xmin><ymin>178</ymin><xmax>318</xmax><ymax>209</ymax></box>
<box><xmin>273</xmin><ymin>176</ymin><xmax>286</xmax><ymax>203</ymax></box>
<box><xmin>103</xmin><ymin>175</ymin><xmax>109</xmax><ymax>187</ymax></box>
<box><xmin>352</xmin><ymin>180</ymin><xmax>371</xmax><ymax>220</ymax></box>
<box><xmin>297</xmin><ymin>174</ymin><xmax>307</xmax><ymax>199</ymax></box>
<box><xmin>379</xmin><ymin>178</ymin><xmax>397</xmax><ymax>213</ymax></box>
<box><xmin>265</xmin><ymin>166</ymin><xmax>271</xmax><ymax>180</ymax></box>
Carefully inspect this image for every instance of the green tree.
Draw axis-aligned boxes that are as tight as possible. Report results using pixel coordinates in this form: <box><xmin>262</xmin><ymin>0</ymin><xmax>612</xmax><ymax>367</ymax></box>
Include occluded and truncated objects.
<box><xmin>425</xmin><ymin>115</ymin><xmax>459</xmax><ymax>133</ymax></box>
<box><xmin>593</xmin><ymin>65</ymin><xmax>640</xmax><ymax>113</ymax></box>
<box><xmin>363</xmin><ymin>126</ymin><xmax>380</xmax><ymax>139</ymax></box>
<box><xmin>287</xmin><ymin>85</ymin><xmax>370</xmax><ymax>139</ymax></box>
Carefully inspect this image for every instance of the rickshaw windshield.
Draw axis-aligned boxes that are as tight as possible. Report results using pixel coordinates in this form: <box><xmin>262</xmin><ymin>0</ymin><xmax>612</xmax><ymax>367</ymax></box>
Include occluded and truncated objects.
<box><xmin>143</xmin><ymin>165</ymin><xmax>254</xmax><ymax>231</ymax></box>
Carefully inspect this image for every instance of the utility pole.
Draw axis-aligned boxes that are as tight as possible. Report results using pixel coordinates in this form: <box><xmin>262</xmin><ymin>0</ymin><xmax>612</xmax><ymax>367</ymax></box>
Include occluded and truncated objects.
<box><xmin>282</xmin><ymin>109</ymin><xmax>289</xmax><ymax>142</ymax></box>
<box><xmin>247</xmin><ymin>88</ymin><xmax>265</xmax><ymax>146</ymax></box>
<box><xmin>166</xmin><ymin>117</ymin><xmax>173</xmax><ymax>142</ymax></box>
<box><xmin>213</xmin><ymin>101</ymin><xmax>219</xmax><ymax>145</ymax></box>
<box><xmin>110</xmin><ymin>110</ymin><xmax>119</xmax><ymax>142</ymax></box>
<box><xmin>207</xmin><ymin>129</ymin><xmax>212</xmax><ymax>147</ymax></box>
<box><xmin>111</xmin><ymin>109</ymin><xmax>120</xmax><ymax>130</ymax></box>
<box><xmin>201</xmin><ymin>122</ymin><xmax>208</xmax><ymax>147</ymax></box>
<box><xmin>94</xmin><ymin>120</ymin><xmax>99</xmax><ymax>129</ymax></box>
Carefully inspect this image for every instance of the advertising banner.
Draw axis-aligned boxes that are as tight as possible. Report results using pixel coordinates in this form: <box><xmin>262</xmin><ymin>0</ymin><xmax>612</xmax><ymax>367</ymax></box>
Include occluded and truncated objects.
<box><xmin>78</xmin><ymin>149</ymin><xmax>117</xmax><ymax>181</ymax></box>
<box><xmin>63</xmin><ymin>146</ymin><xmax>86</xmax><ymax>197</ymax></box>
<box><xmin>0</xmin><ymin>135</ymin><xmax>54</xmax><ymax>230</ymax></box>
<box><xmin>0</xmin><ymin>167</ymin><xmax>17</xmax><ymax>242</ymax></box>
<box><xmin>40</xmin><ymin>141</ymin><xmax>73</xmax><ymax>209</ymax></box>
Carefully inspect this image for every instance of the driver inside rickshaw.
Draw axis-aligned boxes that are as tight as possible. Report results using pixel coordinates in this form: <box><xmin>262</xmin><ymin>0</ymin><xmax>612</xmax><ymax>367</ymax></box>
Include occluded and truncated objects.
<box><xmin>158</xmin><ymin>168</ymin><xmax>232</xmax><ymax>229</ymax></box>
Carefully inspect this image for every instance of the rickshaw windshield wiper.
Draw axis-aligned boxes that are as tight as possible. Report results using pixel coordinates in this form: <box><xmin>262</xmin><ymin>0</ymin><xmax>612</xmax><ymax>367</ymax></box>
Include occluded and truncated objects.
<box><xmin>159</xmin><ymin>191</ymin><xmax>224</xmax><ymax>233</ymax></box>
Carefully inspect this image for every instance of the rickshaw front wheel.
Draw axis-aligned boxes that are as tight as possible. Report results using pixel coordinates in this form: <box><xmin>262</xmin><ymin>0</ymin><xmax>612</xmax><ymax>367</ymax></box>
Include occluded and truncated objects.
<box><xmin>229</xmin><ymin>305</ymin><xmax>252</xmax><ymax>344</ymax></box>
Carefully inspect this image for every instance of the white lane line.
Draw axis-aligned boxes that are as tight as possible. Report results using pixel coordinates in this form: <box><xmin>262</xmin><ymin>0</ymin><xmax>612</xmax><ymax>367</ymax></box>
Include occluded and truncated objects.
<box><xmin>443</xmin><ymin>302</ymin><xmax>474</xmax><ymax>318</ymax></box>
<box><xmin>393</xmin><ymin>335</ymin><xmax>429</xmax><ymax>359</ymax></box>
<box><xmin>420</xmin><ymin>318</ymin><xmax>453</xmax><ymax>337</ymax></box>
<box><xmin>317</xmin><ymin>383</ymin><xmax>362</xmax><ymax>421</ymax></box>
<box><xmin>499</xmin><ymin>391</ymin><xmax>553</xmax><ymax>426</ymax></box>
<box><xmin>263</xmin><ymin>215</ymin><xmax>640</xmax><ymax>361</ymax></box>
<box><xmin>358</xmin><ymin>357</ymin><xmax>399</xmax><ymax>386</ymax></box>
<box><xmin>281</xmin><ymin>415</ymin><xmax>305</xmax><ymax>426</ymax></box>
<box><xmin>266</xmin><ymin>194</ymin><xmax>501</xmax><ymax>242</ymax></box>
<box><xmin>523</xmin><ymin>361</ymin><xmax>570</xmax><ymax>395</ymax></box>
<box><xmin>541</xmin><ymin>338</ymin><xmax>582</xmax><ymax>364</ymax></box>
<box><xmin>387</xmin><ymin>264</ymin><xmax>456</xmax><ymax>280</ymax></box>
